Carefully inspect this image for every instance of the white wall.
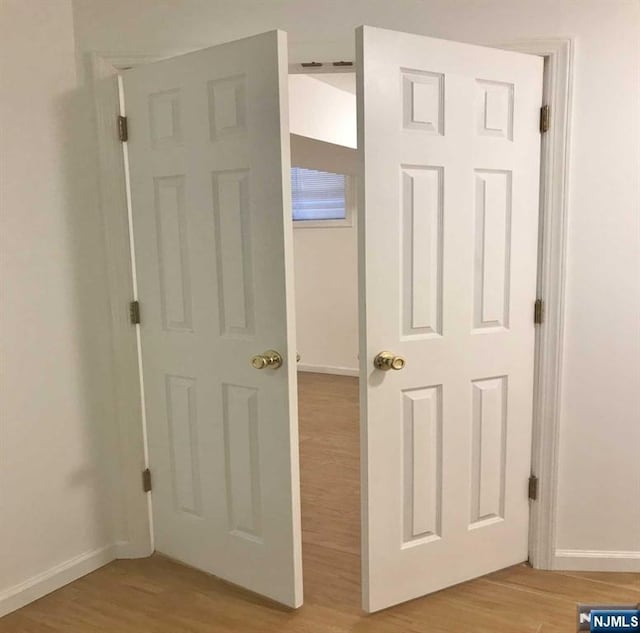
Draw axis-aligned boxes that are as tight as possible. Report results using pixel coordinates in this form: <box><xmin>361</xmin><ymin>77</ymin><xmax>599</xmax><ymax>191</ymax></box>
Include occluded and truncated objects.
<box><xmin>289</xmin><ymin>74</ymin><xmax>357</xmax><ymax>148</ymax></box>
<box><xmin>293</xmin><ymin>224</ymin><xmax>359</xmax><ymax>375</ymax></box>
<box><xmin>0</xmin><ymin>0</ymin><xmax>119</xmax><ymax>615</ymax></box>
<box><xmin>71</xmin><ymin>0</ymin><xmax>640</xmax><ymax>569</ymax></box>
<box><xmin>290</xmin><ymin>134</ymin><xmax>359</xmax><ymax>374</ymax></box>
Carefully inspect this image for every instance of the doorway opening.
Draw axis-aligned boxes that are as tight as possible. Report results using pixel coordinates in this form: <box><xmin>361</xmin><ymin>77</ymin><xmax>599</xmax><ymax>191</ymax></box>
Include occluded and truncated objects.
<box><xmin>90</xmin><ymin>28</ymin><xmax>571</xmax><ymax>615</ymax></box>
<box><xmin>288</xmin><ymin>69</ymin><xmax>362</xmax><ymax>611</ymax></box>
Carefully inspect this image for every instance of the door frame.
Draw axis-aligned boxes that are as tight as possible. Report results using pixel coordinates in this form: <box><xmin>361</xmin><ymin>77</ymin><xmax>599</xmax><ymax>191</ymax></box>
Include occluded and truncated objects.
<box><xmin>497</xmin><ymin>38</ymin><xmax>574</xmax><ymax>570</ymax></box>
<box><xmin>89</xmin><ymin>36</ymin><xmax>572</xmax><ymax>570</ymax></box>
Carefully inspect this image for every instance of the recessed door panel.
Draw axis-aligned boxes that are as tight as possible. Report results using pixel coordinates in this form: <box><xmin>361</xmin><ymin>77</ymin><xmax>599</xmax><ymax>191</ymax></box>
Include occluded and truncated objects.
<box><xmin>212</xmin><ymin>169</ymin><xmax>255</xmax><ymax>337</ymax></box>
<box><xmin>154</xmin><ymin>175</ymin><xmax>192</xmax><ymax>332</ymax></box>
<box><xmin>165</xmin><ymin>374</ymin><xmax>201</xmax><ymax>516</ymax></box>
<box><xmin>476</xmin><ymin>79</ymin><xmax>514</xmax><ymax>140</ymax></box>
<box><xmin>402</xmin><ymin>69</ymin><xmax>444</xmax><ymax>134</ymax></box>
<box><xmin>401</xmin><ymin>166</ymin><xmax>444</xmax><ymax>338</ymax></box>
<box><xmin>470</xmin><ymin>376</ymin><xmax>507</xmax><ymax>527</ymax></box>
<box><xmin>473</xmin><ymin>169</ymin><xmax>512</xmax><ymax>331</ymax></box>
<box><xmin>402</xmin><ymin>386</ymin><xmax>442</xmax><ymax>545</ymax></box>
<box><xmin>208</xmin><ymin>74</ymin><xmax>247</xmax><ymax>141</ymax></box>
<box><xmin>223</xmin><ymin>383</ymin><xmax>262</xmax><ymax>542</ymax></box>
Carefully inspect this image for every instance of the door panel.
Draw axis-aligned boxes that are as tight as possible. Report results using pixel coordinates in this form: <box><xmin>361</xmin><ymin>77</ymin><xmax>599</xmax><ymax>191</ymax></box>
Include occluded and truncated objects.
<box><xmin>123</xmin><ymin>30</ymin><xmax>302</xmax><ymax>608</ymax></box>
<box><xmin>358</xmin><ymin>25</ymin><xmax>543</xmax><ymax>612</ymax></box>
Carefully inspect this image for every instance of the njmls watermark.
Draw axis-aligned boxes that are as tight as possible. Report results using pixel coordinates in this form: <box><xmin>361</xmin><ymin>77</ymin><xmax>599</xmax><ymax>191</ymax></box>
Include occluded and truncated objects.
<box><xmin>578</xmin><ymin>604</ymin><xmax>640</xmax><ymax>632</ymax></box>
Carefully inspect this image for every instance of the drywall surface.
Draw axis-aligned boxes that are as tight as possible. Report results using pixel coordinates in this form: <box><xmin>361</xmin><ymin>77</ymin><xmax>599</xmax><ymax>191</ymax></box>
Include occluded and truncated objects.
<box><xmin>0</xmin><ymin>0</ymin><xmax>118</xmax><ymax>615</ymax></box>
<box><xmin>290</xmin><ymin>135</ymin><xmax>359</xmax><ymax>374</ymax></box>
<box><xmin>293</xmin><ymin>223</ymin><xmax>359</xmax><ymax>375</ymax></box>
<box><xmin>289</xmin><ymin>74</ymin><xmax>357</xmax><ymax>148</ymax></box>
<box><xmin>71</xmin><ymin>0</ymin><xmax>640</xmax><ymax>564</ymax></box>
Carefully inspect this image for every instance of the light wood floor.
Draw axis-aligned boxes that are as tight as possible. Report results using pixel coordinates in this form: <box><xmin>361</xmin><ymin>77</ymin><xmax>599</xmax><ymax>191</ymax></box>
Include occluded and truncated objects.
<box><xmin>2</xmin><ymin>373</ymin><xmax>638</xmax><ymax>632</ymax></box>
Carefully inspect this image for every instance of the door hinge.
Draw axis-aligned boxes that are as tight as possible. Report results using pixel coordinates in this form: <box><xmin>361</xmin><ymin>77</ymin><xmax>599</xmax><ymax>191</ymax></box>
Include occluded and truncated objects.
<box><xmin>117</xmin><ymin>115</ymin><xmax>128</xmax><ymax>142</ymax></box>
<box><xmin>142</xmin><ymin>468</ymin><xmax>152</xmax><ymax>493</ymax></box>
<box><xmin>534</xmin><ymin>298</ymin><xmax>544</xmax><ymax>325</ymax></box>
<box><xmin>539</xmin><ymin>105</ymin><xmax>550</xmax><ymax>133</ymax></box>
<box><xmin>129</xmin><ymin>300</ymin><xmax>141</xmax><ymax>325</ymax></box>
<box><xmin>528</xmin><ymin>474</ymin><xmax>539</xmax><ymax>501</ymax></box>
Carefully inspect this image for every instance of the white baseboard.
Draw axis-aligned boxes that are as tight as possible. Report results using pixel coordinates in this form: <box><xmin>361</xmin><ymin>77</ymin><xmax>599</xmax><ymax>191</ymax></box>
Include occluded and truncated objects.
<box><xmin>554</xmin><ymin>549</ymin><xmax>640</xmax><ymax>572</ymax></box>
<box><xmin>0</xmin><ymin>544</ymin><xmax>116</xmax><ymax>618</ymax></box>
<box><xmin>297</xmin><ymin>363</ymin><xmax>358</xmax><ymax>377</ymax></box>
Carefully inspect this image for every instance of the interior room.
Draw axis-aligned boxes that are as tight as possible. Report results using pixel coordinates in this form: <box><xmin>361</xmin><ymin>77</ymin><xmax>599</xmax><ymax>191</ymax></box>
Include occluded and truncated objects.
<box><xmin>1</xmin><ymin>1</ymin><xmax>638</xmax><ymax>631</ymax></box>
<box><xmin>289</xmin><ymin>69</ymin><xmax>362</xmax><ymax>610</ymax></box>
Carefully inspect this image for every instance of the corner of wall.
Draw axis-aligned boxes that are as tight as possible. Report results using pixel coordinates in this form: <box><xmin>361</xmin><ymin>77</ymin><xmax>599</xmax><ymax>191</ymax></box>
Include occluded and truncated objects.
<box><xmin>0</xmin><ymin>545</ymin><xmax>117</xmax><ymax>618</ymax></box>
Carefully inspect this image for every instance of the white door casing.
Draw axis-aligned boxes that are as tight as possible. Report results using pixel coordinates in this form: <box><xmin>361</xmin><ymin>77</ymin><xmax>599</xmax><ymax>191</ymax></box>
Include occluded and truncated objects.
<box><xmin>123</xmin><ymin>30</ymin><xmax>302</xmax><ymax>608</ymax></box>
<box><xmin>357</xmin><ymin>26</ymin><xmax>543</xmax><ymax>612</ymax></box>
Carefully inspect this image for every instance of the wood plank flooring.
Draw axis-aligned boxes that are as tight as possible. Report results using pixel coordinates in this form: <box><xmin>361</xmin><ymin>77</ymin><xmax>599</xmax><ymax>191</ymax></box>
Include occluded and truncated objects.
<box><xmin>2</xmin><ymin>373</ymin><xmax>637</xmax><ymax>632</ymax></box>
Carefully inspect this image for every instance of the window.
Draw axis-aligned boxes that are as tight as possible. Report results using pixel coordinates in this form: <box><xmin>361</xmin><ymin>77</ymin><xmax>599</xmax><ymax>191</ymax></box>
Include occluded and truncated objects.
<box><xmin>291</xmin><ymin>167</ymin><xmax>352</xmax><ymax>227</ymax></box>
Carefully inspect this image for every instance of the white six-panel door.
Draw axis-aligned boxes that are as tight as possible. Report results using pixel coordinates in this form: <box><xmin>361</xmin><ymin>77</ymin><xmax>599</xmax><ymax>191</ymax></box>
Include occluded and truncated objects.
<box><xmin>357</xmin><ymin>26</ymin><xmax>543</xmax><ymax>612</ymax></box>
<box><xmin>123</xmin><ymin>30</ymin><xmax>302</xmax><ymax>608</ymax></box>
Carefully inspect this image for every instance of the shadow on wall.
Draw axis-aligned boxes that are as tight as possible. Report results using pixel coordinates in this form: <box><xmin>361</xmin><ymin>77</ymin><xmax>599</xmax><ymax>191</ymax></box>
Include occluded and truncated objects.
<box><xmin>53</xmin><ymin>76</ymin><xmax>120</xmax><ymax>550</ymax></box>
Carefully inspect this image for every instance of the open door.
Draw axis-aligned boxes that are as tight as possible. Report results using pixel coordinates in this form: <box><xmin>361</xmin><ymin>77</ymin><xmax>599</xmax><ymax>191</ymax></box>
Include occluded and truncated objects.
<box><xmin>357</xmin><ymin>26</ymin><xmax>543</xmax><ymax>611</ymax></box>
<box><xmin>123</xmin><ymin>31</ymin><xmax>302</xmax><ymax>608</ymax></box>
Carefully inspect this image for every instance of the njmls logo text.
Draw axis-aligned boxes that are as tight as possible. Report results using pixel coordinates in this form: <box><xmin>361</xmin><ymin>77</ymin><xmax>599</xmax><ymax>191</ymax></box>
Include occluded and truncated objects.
<box><xmin>578</xmin><ymin>605</ymin><xmax>640</xmax><ymax>632</ymax></box>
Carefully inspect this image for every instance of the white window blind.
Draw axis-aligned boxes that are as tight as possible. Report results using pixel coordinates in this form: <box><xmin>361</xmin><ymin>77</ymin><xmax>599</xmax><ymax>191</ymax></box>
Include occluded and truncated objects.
<box><xmin>291</xmin><ymin>167</ymin><xmax>347</xmax><ymax>221</ymax></box>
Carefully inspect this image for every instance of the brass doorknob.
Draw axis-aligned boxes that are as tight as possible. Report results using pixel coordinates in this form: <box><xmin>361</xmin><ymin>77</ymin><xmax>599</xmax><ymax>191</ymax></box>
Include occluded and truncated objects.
<box><xmin>373</xmin><ymin>351</ymin><xmax>406</xmax><ymax>371</ymax></box>
<box><xmin>251</xmin><ymin>350</ymin><xmax>283</xmax><ymax>370</ymax></box>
